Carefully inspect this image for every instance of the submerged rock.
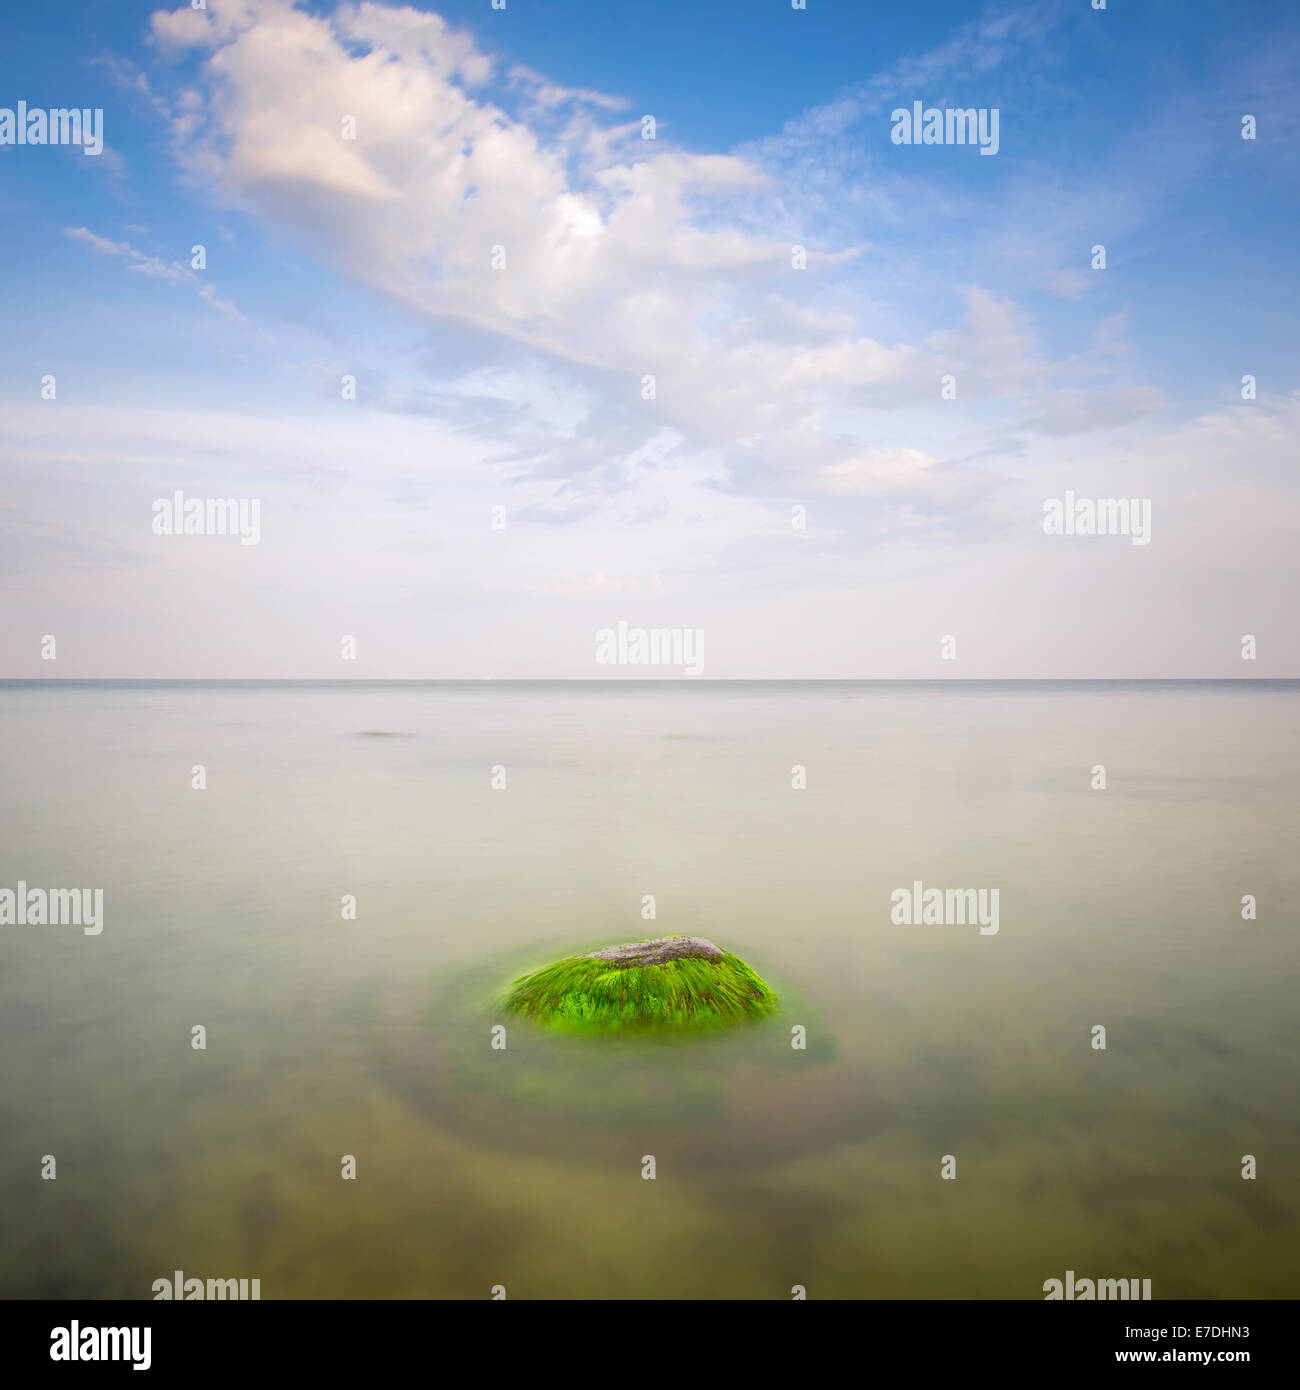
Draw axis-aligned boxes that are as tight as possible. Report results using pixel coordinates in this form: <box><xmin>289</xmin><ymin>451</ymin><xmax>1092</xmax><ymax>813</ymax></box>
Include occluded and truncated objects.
<box><xmin>502</xmin><ymin>936</ymin><xmax>778</xmax><ymax>1035</ymax></box>
<box><xmin>582</xmin><ymin>935</ymin><xmax>724</xmax><ymax>966</ymax></box>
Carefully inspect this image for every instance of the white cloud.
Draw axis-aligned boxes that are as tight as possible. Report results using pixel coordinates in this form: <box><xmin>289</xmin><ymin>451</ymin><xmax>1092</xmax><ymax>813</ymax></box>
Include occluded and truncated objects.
<box><xmin>9</xmin><ymin>0</ymin><xmax>1289</xmax><ymax>676</ymax></box>
<box><xmin>145</xmin><ymin>0</ymin><xmax>932</xmax><ymax>499</ymax></box>
<box><xmin>64</xmin><ymin>226</ymin><xmax>247</xmax><ymax>320</ymax></box>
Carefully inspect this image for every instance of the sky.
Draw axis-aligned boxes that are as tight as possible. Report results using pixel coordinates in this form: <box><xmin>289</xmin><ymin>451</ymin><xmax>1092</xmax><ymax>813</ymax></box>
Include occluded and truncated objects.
<box><xmin>1</xmin><ymin>0</ymin><xmax>1297</xmax><ymax>678</ymax></box>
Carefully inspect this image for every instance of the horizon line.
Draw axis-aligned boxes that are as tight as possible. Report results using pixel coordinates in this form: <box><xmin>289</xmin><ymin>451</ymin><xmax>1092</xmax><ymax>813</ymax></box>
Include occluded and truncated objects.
<box><xmin>2</xmin><ymin>677</ymin><xmax>1297</xmax><ymax>687</ymax></box>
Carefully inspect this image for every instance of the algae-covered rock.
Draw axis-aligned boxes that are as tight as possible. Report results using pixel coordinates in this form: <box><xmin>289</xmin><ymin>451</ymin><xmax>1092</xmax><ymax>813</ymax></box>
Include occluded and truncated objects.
<box><xmin>502</xmin><ymin>935</ymin><xmax>777</xmax><ymax>1035</ymax></box>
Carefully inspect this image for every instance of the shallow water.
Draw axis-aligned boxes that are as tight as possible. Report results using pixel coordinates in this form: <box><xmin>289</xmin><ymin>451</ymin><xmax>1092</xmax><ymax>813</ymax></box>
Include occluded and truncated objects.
<box><xmin>0</xmin><ymin>681</ymin><xmax>1297</xmax><ymax>1298</ymax></box>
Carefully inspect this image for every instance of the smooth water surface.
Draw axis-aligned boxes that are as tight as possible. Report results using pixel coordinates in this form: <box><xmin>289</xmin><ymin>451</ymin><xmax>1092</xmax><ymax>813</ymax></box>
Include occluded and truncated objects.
<box><xmin>0</xmin><ymin>681</ymin><xmax>1296</xmax><ymax>1298</ymax></box>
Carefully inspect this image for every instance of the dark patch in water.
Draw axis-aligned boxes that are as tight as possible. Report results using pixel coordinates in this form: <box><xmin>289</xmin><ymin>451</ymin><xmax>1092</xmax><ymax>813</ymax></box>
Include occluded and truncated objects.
<box><xmin>366</xmin><ymin>953</ymin><xmax>879</xmax><ymax>1174</ymax></box>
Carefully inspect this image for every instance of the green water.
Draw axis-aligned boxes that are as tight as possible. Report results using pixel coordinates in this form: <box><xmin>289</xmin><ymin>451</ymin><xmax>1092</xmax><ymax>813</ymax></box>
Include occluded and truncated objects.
<box><xmin>0</xmin><ymin>681</ymin><xmax>1296</xmax><ymax>1298</ymax></box>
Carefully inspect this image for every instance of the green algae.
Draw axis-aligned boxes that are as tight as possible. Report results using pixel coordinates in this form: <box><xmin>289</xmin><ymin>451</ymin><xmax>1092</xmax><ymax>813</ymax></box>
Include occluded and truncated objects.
<box><xmin>501</xmin><ymin>942</ymin><xmax>778</xmax><ymax>1036</ymax></box>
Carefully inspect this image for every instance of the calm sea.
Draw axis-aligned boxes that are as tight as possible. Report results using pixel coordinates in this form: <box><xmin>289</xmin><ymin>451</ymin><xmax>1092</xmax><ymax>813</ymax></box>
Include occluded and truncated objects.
<box><xmin>0</xmin><ymin>681</ymin><xmax>1296</xmax><ymax>1298</ymax></box>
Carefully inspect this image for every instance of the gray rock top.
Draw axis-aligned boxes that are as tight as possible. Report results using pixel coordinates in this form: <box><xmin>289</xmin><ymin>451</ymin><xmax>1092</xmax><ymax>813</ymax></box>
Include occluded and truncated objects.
<box><xmin>582</xmin><ymin>936</ymin><xmax>725</xmax><ymax>967</ymax></box>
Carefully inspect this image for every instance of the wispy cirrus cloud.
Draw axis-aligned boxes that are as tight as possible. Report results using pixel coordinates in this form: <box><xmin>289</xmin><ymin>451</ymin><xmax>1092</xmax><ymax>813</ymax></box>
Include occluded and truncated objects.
<box><xmin>64</xmin><ymin>225</ymin><xmax>246</xmax><ymax>319</ymax></box>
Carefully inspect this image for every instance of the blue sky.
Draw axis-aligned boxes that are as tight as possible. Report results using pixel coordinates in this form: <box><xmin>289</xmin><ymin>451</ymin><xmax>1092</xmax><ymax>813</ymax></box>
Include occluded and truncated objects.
<box><xmin>1</xmin><ymin>0</ymin><xmax>1297</xmax><ymax>676</ymax></box>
